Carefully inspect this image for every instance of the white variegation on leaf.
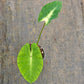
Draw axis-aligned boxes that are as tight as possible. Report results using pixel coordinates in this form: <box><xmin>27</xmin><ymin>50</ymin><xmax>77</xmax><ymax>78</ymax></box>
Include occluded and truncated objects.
<box><xmin>38</xmin><ymin>1</ymin><xmax>62</xmax><ymax>25</ymax></box>
<box><xmin>40</xmin><ymin>7</ymin><xmax>56</xmax><ymax>25</ymax></box>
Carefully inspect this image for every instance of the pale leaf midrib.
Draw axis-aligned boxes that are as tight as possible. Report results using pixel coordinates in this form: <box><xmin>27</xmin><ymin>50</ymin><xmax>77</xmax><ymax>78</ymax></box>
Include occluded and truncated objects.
<box><xmin>40</xmin><ymin>7</ymin><xmax>57</xmax><ymax>24</ymax></box>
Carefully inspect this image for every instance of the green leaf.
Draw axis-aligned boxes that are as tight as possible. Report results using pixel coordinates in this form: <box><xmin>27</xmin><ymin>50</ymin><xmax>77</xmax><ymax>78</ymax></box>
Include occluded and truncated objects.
<box><xmin>17</xmin><ymin>43</ymin><xmax>43</xmax><ymax>83</ymax></box>
<box><xmin>38</xmin><ymin>1</ymin><xmax>62</xmax><ymax>25</ymax></box>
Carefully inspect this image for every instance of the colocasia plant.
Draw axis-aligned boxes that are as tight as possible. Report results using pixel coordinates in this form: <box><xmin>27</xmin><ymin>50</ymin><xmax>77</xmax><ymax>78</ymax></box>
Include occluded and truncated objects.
<box><xmin>17</xmin><ymin>1</ymin><xmax>62</xmax><ymax>84</ymax></box>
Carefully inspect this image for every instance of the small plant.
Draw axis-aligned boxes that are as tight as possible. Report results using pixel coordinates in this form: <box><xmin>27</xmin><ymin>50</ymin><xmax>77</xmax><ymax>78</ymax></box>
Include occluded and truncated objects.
<box><xmin>17</xmin><ymin>1</ymin><xmax>62</xmax><ymax>84</ymax></box>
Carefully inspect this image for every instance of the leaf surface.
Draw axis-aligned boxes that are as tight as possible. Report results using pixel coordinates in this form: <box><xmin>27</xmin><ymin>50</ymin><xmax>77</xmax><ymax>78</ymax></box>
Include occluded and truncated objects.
<box><xmin>17</xmin><ymin>43</ymin><xmax>43</xmax><ymax>83</ymax></box>
<box><xmin>38</xmin><ymin>1</ymin><xmax>62</xmax><ymax>25</ymax></box>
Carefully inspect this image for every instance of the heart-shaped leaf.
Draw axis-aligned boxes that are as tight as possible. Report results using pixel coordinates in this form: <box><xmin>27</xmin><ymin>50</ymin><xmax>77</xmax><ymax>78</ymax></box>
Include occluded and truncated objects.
<box><xmin>17</xmin><ymin>43</ymin><xmax>43</xmax><ymax>83</ymax></box>
<box><xmin>38</xmin><ymin>1</ymin><xmax>62</xmax><ymax>25</ymax></box>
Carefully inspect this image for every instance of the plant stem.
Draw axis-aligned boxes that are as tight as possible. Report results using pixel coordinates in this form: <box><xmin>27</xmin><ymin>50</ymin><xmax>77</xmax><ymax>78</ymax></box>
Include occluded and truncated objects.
<box><xmin>37</xmin><ymin>22</ymin><xmax>45</xmax><ymax>45</ymax></box>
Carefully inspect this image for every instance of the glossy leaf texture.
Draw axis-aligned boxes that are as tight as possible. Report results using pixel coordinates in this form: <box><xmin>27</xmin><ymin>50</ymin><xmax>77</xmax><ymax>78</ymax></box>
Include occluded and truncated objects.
<box><xmin>17</xmin><ymin>43</ymin><xmax>43</xmax><ymax>83</ymax></box>
<box><xmin>38</xmin><ymin>1</ymin><xmax>62</xmax><ymax>25</ymax></box>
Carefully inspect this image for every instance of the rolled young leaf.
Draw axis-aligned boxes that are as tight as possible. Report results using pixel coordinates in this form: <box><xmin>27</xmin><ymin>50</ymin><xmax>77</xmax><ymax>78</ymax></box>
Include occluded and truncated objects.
<box><xmin>17</xmin><ymin>43</ymin><xmax>43</xmax><ymax>83</ymax></box>
<box><xmin>38</xmin><ymin>1</ymin><xmax>62</xmax><ymax>25</ymax></box>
